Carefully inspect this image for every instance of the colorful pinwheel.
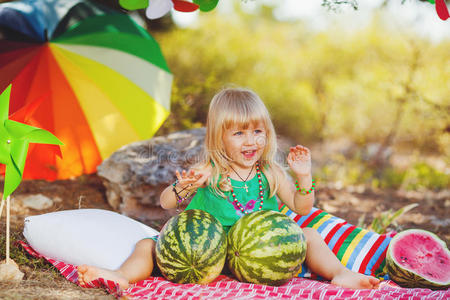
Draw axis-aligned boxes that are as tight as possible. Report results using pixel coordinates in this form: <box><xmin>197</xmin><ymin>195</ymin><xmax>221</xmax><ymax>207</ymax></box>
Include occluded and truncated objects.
<box><xmin>119</xmin><ymin>0</ymin><xmax>219</xmax><ymax>19</ymax></box>
<box><xmin>0</xmin><ymin>84</ymin><xmax>62</xmax><ymax>274</ymax></box>
<box><xmin>0</xmin><ymin>85</ymin><xmax>63</xmax><ymax>199</ymax></box>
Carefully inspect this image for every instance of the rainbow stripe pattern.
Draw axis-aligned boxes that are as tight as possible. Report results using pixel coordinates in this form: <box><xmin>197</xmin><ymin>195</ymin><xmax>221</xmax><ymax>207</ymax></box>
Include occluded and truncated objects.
<box><xmin>279</xmin><ymin>205</ymin><xmax>393</xmax><ymax>279</ymax></box>
<box><xmin>0</xmin><ymin>0</ymin><xmax>173</xmax><ymax>180</ymax></box>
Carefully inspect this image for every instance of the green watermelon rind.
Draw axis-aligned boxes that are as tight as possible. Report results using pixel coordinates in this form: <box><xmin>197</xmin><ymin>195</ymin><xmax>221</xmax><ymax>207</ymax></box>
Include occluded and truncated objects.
<box><xmin>227</xmin><ymin>210</ymin><xmax>307</xmax><ymax>286</ymax></box>
<box><xmin>156</xmin><ymin>209</ymin><xmax>227</xmax><ymax>284</ymax></box>
<box><xmin>386</xmin><ymin>229</ymin><xmax>450</xmax><ymax>290</ymax></box>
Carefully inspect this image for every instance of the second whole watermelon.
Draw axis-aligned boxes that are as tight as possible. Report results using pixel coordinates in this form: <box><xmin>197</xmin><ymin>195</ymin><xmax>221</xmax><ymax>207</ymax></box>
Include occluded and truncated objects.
<box><xmin>156</xmin><ymin>209</ymin><xmax>227</xmax><ymax>284</ymax></box>
<box><xmin>227</xmin><ymin>210</ymin><xmax>307</xmax><ymax>286</ymax></box>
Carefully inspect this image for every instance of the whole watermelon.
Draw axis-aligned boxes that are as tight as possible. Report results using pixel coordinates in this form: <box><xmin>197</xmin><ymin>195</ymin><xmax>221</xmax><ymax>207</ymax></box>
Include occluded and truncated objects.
<box><xmin>156</xmin><ymin>209</ymin><xmax>227</xmax><ymax>284</ymax></box>
<box><xmin>227</xmin><ymin>210</ymin><xmax>307</xmax><ymax>286</ymax></box>
<box><xmin>386</xmin><ymin>229</ymin><xmax>450</xmax><ymax>290</ymax></box>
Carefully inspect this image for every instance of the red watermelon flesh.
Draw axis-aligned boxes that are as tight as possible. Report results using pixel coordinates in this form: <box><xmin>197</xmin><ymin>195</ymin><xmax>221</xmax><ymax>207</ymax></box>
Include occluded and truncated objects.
<box><xmin>392</xmin><ymin>232</ymin><xmax>450</xmax><ymax>283</ymax></box>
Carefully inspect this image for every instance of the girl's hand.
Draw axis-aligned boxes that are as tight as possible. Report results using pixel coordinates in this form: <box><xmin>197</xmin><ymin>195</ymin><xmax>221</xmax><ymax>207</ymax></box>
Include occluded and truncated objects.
<box><xmin>175</xmin><ymin>166</ymin><xmax>211</xmax><ymax>191</ymax></box>
<box><xmin>287</xmin><ymin>145</ymin><xmax>312</xmax><ymax>177</ymax></box>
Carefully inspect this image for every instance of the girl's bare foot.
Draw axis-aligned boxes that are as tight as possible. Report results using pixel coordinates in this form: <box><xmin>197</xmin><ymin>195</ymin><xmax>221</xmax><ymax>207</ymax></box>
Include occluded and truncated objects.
<box><xmin>77</xmin><ymin>265</ymin><xmax>129</xmax><ymax>289</ymax></box>
<box><xmin>331</xmin><ymin>268</ymin><xmax>380</xmax><ymax>289</ymax></box>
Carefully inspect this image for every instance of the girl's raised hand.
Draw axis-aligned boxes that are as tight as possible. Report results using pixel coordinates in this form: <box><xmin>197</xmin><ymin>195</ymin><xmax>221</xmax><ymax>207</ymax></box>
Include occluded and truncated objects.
<box><xmin>175</xmin><ymin>166</ymin><xmax>210</xmax><ymax>191</ymax></box>
<box><xmin>287</xmin><ymin>145</ymin><xmax>312</xmax><ymax>177</ymax></box>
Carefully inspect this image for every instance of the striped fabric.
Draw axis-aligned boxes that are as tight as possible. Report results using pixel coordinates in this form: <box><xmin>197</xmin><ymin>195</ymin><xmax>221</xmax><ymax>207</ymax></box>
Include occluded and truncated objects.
<box><xmin>19</xmin><ymin>241</ymin><xmax>450</xmax><ymax>300</ymax></box>
<box><xmin>279</xmin><ymin>205</ymin><xmax>394</xmax><ymax>279</ymax></box>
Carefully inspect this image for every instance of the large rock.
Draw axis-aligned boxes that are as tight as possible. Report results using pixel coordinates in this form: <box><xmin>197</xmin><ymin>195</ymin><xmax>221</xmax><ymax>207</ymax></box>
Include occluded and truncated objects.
<box><xmin>97</xmin><ymin>128</ymin><xmax>206</xmax><ymax>225</ymax></box>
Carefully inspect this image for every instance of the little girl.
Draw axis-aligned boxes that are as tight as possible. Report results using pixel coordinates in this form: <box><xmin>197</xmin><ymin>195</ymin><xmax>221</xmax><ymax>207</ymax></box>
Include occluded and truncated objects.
<box><xmin>78</xmin><ymin>87</ymin><xmax>380</xmax><ymax>290</ymax></box>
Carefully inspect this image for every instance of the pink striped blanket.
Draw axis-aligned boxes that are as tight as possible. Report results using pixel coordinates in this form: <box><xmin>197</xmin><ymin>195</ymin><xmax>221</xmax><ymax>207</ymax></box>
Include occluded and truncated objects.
<box><xmin>19</xmin><ymin>241</ymin><xmax>449</xmax><ymax>300</ymax></box>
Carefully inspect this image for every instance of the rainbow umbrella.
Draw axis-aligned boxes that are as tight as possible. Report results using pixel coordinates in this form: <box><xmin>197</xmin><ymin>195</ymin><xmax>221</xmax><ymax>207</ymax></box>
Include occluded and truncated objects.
<box><xmin>0</xmin><ymin>0</ymin><xmax>172</xmax><ymax>180</ymax></box>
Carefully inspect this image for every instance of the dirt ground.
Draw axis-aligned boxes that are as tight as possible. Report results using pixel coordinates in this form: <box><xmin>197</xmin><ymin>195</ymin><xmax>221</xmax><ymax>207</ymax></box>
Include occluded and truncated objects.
<box><xmin>0</xmin><ymin>174</ymin><xmax>448</xmax><ymax>299</ymax></box>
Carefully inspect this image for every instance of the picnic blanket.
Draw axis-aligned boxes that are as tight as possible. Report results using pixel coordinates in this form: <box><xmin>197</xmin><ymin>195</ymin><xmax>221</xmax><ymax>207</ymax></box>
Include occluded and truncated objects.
<box><xmin>19</xmin><ymin>241</ymin><xmax>449</xmax><ymax>300</ymax></box>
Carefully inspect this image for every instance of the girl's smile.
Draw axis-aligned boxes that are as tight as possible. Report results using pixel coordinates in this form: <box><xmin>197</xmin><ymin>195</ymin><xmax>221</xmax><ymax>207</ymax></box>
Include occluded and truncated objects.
<box><xmin>223</xmin><ymin>122</ymin><xmax>266</xmax><ymax>171</ymax></box>
<box><xmin>242</xmin><ymin>149</ymin><xmax>257</xmax><ymax>159</ymax></box>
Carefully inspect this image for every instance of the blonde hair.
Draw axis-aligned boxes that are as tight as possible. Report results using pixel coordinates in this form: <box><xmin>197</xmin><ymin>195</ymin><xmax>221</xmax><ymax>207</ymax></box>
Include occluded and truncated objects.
<box><xmin>200</xmin><ymin>87</ymin><xmax>286</xmax><ymax>198</ymax></box>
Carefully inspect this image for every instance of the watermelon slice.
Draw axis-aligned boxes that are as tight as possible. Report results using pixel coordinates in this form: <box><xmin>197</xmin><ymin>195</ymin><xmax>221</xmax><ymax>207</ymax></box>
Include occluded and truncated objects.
<box><xmin>386</xmin><ymin>229</ymin><xmax>450</xmax><ymax>290</ymax></box>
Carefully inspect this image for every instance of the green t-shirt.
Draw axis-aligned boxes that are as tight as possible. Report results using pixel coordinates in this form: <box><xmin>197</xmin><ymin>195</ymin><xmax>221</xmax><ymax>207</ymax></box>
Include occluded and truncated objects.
<box><xmin>185</xmin><ymin>172</ymin><xmax>279</xmax><ymax>233</ymax></box>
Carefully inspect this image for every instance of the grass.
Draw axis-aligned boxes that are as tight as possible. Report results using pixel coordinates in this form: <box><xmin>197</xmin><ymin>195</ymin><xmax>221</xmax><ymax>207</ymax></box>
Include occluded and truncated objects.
<box><xmin>0</xmin><ymin>223</ymin><xmax>57</xmax><ymax>274</ymax></box>
<box><xmin>358</xmin><ymin>203</ymin><xmax>419</xmax><ymax>234</ymax></box>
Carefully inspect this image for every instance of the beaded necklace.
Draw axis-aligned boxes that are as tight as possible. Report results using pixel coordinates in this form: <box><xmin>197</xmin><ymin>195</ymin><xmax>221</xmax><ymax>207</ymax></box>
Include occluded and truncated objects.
<box><xmin>227</xmin><ymin>162</ymin><xmax>264</xmax><ymax>214</ymax></box>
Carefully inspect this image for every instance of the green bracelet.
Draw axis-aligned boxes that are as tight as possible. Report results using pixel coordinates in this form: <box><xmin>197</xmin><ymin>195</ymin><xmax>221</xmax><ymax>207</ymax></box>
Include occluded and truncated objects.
<box><xmin>295</xmin><ymin>178</ymin><xmax>315</xmax><ymax>195</ymax></box>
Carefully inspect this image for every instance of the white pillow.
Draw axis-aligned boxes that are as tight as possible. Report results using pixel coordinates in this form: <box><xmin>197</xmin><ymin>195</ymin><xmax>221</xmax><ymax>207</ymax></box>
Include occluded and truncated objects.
<box><xmin>23</xmin><ymin>209</ymin><xmax>159</xmax><ymax>270</ymax></box>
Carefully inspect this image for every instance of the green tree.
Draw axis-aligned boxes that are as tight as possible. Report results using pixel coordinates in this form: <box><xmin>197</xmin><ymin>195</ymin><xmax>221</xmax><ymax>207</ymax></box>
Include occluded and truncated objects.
<box><xmin>153</xmin><ymin>10</ymin><xmax>449</xmax><ymax>165</ymax></box>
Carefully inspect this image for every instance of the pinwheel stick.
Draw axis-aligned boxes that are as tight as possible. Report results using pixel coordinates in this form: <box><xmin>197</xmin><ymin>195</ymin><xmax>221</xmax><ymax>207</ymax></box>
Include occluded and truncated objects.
<box><xmin>0</xmin><ymin>196</ymin><xmax>11</xmax><ymax>263</ymax></box>
<box><xmin>0</xmin><ymin>197</ymin><xmax>4</xmax><ymax>220</ymax></box>
<box><xmin>6</xmin><ymin>196</ymin><xmax>10</xmax><ymax>263</ymax></box>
